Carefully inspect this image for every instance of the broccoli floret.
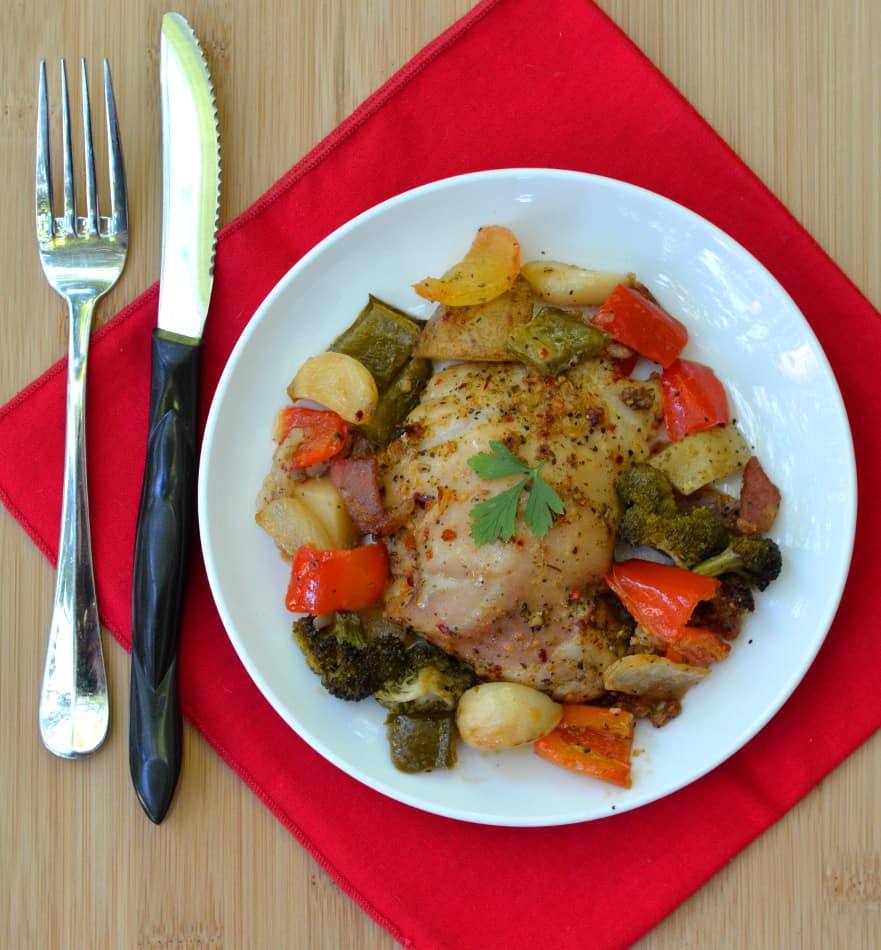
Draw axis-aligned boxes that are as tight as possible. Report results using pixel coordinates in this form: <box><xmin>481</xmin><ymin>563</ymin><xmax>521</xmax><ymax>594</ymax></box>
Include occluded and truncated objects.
<box><xmin>374</xmin><ymin>639</ymin><xmax>477</xmax><ymax>715</ymax></box>
<box><xmin>292</xmin><ymin>612</ymin><xmax>409</xmax><ymax>701</ymax></box>
<box><xmin>615</xmin><ymin>463</ymin><xmax>678</xmax><ymax>516</ymax></box>
<box><xmin>616</xmin><ymin>465</ymin><xmax>729</xmax><ymax>568</ymax></box>
<box><xmin>376</xmin><ymin>638</ymin><xmax>476</xmax><ymax>773</ymax></box>
<box><xmin>691</xmin><ymin>535</ymin><xmax>782</xmax><ymax>591</ymax></box>
<box><xmin>619</xmin><ymin>504</ymin><xmax>730</xmax><ymax>569</ymax></box>
<box><xmin>615</xmin><ymin>463</ymin><xmax>782</xmax><ymax>587</ymax></box>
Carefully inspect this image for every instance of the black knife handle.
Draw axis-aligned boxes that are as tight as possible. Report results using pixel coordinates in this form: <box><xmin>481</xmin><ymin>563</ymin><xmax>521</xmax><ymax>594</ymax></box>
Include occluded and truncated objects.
<box><xmin>130</xmin><ymin>329</ymin><xmax>200</xmax><ymax>823</ymax></box>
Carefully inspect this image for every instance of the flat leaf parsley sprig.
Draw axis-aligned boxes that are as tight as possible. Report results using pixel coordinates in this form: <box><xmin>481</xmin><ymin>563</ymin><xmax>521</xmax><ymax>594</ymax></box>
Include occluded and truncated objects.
<box><xmin>467</xmin><ymin>441</ymin><xmax>565</xmax><ymax>546</ymax></box>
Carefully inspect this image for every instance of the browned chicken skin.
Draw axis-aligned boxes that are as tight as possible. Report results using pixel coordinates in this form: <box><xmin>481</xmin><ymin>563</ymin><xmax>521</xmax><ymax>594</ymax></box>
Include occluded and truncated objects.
<box><xmin>378</xmin><ymin>359</ymin><xmax>664</xmax><ymax>701</ymax></box>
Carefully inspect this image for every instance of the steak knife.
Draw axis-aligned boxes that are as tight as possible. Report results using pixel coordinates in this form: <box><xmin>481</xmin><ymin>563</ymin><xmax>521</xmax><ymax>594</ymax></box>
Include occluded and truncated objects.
<box><xmin>130</xmin><ymin>12</ymin><xmax>221</xmax><ymax>824</ymax></box>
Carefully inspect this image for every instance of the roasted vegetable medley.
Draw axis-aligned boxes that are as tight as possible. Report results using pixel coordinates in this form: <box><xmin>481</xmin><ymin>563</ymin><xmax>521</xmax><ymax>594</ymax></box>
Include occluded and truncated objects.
<box><xmin>255</xmin><ymin>225</ymin><xmax>783</xmax><ymax>786</ymax></box>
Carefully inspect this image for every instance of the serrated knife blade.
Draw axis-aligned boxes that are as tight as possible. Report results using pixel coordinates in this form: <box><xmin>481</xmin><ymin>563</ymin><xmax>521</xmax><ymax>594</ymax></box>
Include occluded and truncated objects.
<box><xmin>157</xmin><ymin>12</ymin><xmax>220</xmax><ymax>339</ymax></box>
<box><xmin>129</xmin><ymin>12</ymin><xmax>221</xmax><ymax>824</ymax></box>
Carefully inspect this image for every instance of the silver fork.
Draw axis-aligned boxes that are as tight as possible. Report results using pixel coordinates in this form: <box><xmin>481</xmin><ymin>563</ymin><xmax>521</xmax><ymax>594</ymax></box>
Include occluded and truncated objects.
<box><xmin>35</xmin><ymin>59</ymin><xmax>128</xmax><ymax>757</ymax></box>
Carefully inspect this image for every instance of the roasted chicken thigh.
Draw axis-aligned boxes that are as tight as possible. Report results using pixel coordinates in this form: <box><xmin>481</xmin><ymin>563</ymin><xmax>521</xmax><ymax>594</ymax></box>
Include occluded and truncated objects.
<box><xmin>379</xmin><ymin>358</ymin><xmax>664</xmax><ymax>701</ymax></box>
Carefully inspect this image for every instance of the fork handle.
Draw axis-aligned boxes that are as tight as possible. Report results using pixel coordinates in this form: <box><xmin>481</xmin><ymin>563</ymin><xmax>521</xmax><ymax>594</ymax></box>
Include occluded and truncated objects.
<box><xmin>130</xmin><ymin>329</ymin><xmax>200</xmax><ymax>824</ymax></box>
<box><xmin>39</xmin><ymin>296</ymin><xmax>109</xmax><ymax>758</ymax></box>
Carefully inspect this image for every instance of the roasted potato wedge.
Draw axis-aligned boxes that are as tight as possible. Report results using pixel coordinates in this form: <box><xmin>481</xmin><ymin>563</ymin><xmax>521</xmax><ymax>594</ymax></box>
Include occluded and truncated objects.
<box><xmin>602</xmin><ymin>654</ymin><xmax>709</xmax><ymax>698</ymax></box>
<box><xmin>649</xmin><ymin>424</ymin><xmax>751</xmax><ymax>495</ymax></box>
<box><xmin>290</xmin><ymin>477</ymin><xmax>358</xmax><ymax>549</ymax></box>
<box><xmin>289</xmin><ymin>351</ymin><xmax>379</xmax><ymax>424</ymax></box>
<box><xmin>256</xmin><ymin>477</ymin><xmax>357</xmax><ymax>557</ymax></box>
<box><xmin>414</xmin><ymin>277</ymin><xmax>534</xmax><ymax>361</ymax></box>
<box><xmin>255</xmin><ymin>460</ymin><xmax>300</xmax><ymax>511</ymax></box>
<box><xmin>256</xmin><ymin>496</ymin><xmax>335</xmax><ymax>558</ymax></box>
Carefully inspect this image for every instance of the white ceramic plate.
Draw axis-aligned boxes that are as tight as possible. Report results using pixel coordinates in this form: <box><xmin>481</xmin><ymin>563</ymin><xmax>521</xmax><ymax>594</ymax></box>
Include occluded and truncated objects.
<box><xmin>198</xmin><ymin>169</ymin><xmax>856</xmax><ymax>826</ymax></box>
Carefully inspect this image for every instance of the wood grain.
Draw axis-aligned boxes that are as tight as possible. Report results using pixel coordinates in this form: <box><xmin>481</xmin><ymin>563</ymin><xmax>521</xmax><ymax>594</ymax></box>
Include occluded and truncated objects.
<box><xmin>1</xmin><ymin>2</ymin><xmax>878</xmax><ymax>947</ymax></box>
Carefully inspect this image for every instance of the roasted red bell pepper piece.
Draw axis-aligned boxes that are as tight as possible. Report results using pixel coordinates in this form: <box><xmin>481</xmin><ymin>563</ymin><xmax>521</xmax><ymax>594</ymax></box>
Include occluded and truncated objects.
<box><xmin>660</xmin><ymin>358</ymin><xmax>730</xmax><ymax>441</ymax></box>
<box><xmin>274</xmin><ymin>406</ymin><xmax>350</xmax><ymax>468</ymax></box>
<box><xmin>285</xmin><ymin>543</ymin><xmax>388</xmax><ymax>614</ymax></box>
<box><xmin>605</xmin><ymin>559</ymin><xmax>720</xmax><ymax>642</ymax></box>
<box><xmin>590</xmin><ymin>284</ymin><xmax>688</xmax><ymax>367</ymax></box>
<box><xmin>534</xmin><ymin>705</ymin><xmax>635</xmax><ymax>788</ymax></box>
<box><xmin>666</xmin><ymin>627</ymin><xmax>731</xmax><ymax>666</ymax></box>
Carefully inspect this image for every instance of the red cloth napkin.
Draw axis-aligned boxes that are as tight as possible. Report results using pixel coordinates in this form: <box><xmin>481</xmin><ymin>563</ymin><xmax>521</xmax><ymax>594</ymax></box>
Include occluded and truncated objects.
<box><xmin>2</xmin><ymin>0</ymin><xmax>879</xmax><ymax>946</ymax></box>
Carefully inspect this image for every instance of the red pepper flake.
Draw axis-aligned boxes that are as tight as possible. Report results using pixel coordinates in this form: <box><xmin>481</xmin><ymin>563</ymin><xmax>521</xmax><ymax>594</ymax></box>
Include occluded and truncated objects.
<box><xmin>441</xmin><ymin>529</ymin><xmax>458</xmax><ymax>541</ymax></box>
<box><xmin>538</xmin><ymin>648</ymin><xmax>548</xmax><ymax>662</ymax></box>
<box><xmin>586</xmin><ymin>406</ymin><xmax>605</xmax><ymax>429</ymax></box>
<box><xmin>437</xmin><ymin>623</ymin><xmax>451</xmax><ymax>636</ymax></box>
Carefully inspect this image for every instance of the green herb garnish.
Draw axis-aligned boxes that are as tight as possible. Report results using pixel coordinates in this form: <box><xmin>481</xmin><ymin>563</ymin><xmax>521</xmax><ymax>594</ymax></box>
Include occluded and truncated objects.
<box><xmin>467</xmin><ymin>441</ymin><xmax>565</xmax><ymax>546</ymax></box>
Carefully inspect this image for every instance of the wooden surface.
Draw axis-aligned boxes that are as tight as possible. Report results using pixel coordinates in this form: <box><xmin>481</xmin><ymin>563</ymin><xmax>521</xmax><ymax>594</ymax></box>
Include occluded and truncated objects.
<box><xmin>2</xmin><ymin>1</ymin><xmax>879</xmax><ymax>947</ymax></box>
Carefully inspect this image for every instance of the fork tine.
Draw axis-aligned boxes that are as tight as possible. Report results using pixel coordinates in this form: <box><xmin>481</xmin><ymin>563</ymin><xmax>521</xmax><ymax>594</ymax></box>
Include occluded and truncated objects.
<box><xmin>103</xmin><ymin>60</ymin><xmax>127</xmax><ymax>238</ymax></box>
<box><xmin>60</xmin><ymin>60</ymin><xmax>77</xmax><ymax>236</ymax></box>
<box><xmin>36</xmin><ymin>61</ymin><xmax>54</xmax><ymax>242</ymax></box>
<box><xmin>80</xmin><ymin>60</ymin><xmax>99</xmax><ymax>235</ymax></box>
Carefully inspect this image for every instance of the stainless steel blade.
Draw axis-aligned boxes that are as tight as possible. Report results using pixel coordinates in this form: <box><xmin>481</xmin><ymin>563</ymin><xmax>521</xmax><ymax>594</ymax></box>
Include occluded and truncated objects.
<box><xmin>157</xmin><ymin>12</ymin><xmax>221</xmax><ymax>341</ymax></box>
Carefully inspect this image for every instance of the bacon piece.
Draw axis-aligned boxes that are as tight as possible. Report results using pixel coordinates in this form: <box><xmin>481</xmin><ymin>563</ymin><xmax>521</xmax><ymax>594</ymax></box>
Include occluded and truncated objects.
<box><xmin>329</xmin><ymin>457</ymin><xmax>387</xmax><ymax>535</ymax></box>
<box><xmin>737</xmin><ymin>456</ymin><xmax>781</xmax><ymax>534</ymax></box>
